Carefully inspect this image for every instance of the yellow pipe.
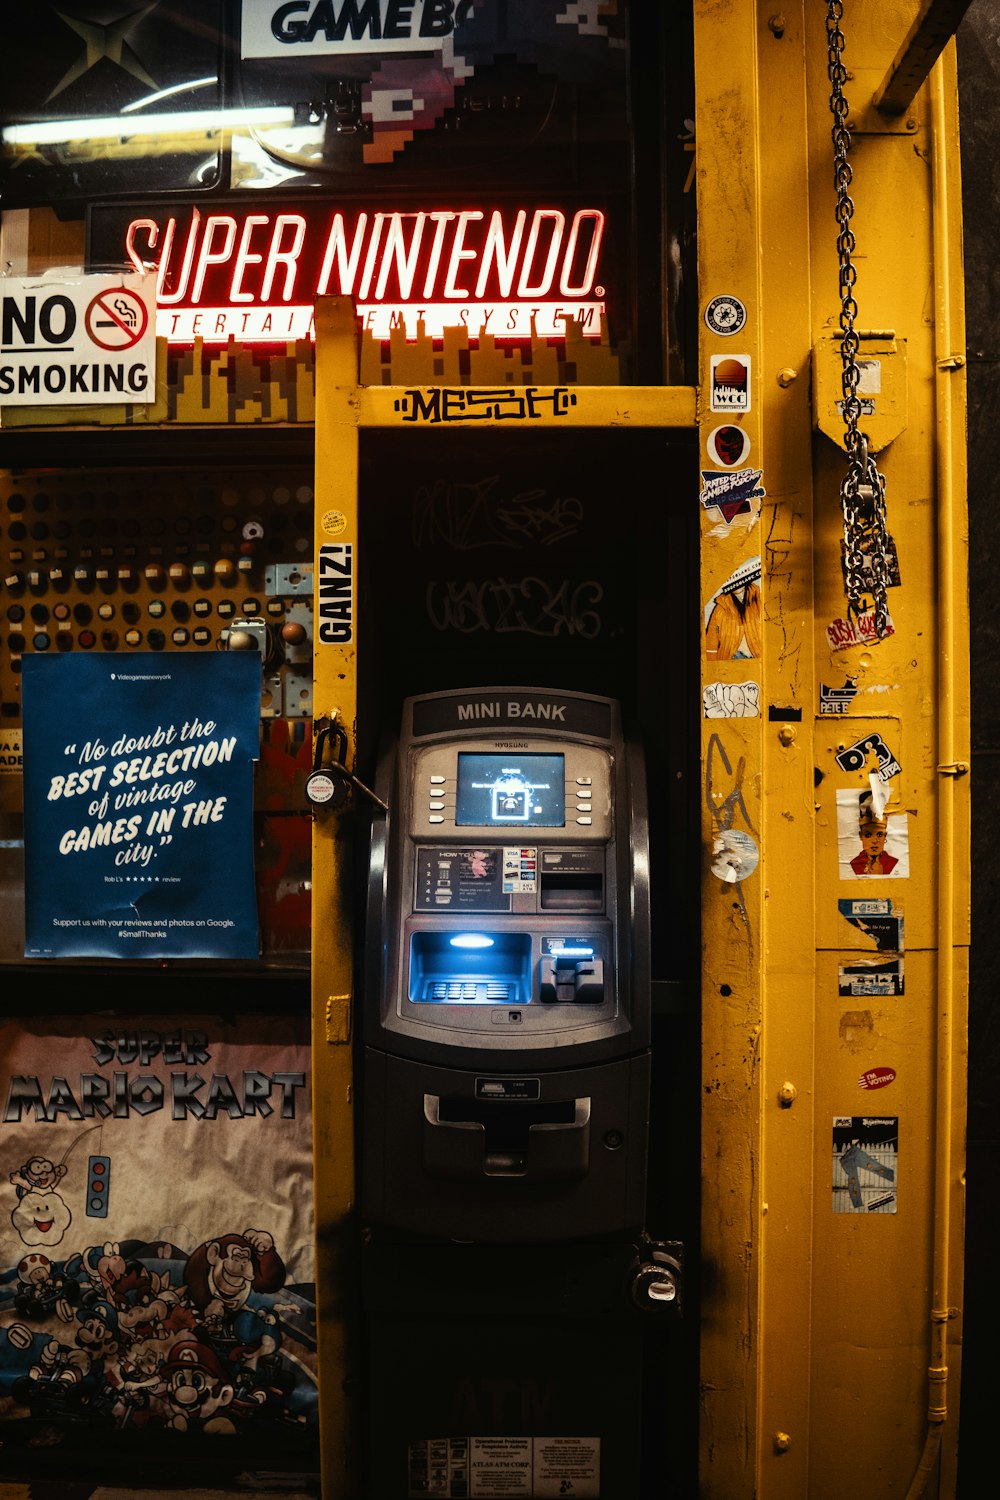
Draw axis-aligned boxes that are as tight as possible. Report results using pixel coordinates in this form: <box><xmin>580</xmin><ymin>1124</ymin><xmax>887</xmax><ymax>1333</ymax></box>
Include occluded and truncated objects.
<box><xmin>903</xmin><ymin>52</ymin><xmax>964</xmax><ymax>1500</ymax></box>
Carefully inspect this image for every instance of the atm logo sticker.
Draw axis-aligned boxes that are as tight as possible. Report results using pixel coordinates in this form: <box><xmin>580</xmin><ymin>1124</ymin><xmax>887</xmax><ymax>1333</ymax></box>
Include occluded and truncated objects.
<box><xmin>318</xmin><ymin>543</ymin><xmax>354</xmax><ymax>644</ymax></box>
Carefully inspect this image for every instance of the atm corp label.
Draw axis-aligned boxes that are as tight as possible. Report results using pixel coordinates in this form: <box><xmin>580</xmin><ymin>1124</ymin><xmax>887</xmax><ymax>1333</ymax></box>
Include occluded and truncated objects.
<box><xmin>318</xmin><ymin>543</ymin><xmax>354</xmax><ymax>644</ymax></box>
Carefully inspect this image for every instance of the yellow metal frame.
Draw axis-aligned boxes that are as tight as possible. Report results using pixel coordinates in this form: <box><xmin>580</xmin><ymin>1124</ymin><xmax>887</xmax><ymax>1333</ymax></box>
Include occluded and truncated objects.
<box><xmin>310</xmin><ymin>5</ymin><xmax>969</xmax><ymax>1497</ymax></box>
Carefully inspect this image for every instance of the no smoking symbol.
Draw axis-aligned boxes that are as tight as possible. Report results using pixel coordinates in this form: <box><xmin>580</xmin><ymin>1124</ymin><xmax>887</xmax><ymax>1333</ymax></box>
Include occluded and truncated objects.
<box><xmin>85</xmin><ymin>288</ymin><xmax>148</xmax><ymax>351</ymax></box>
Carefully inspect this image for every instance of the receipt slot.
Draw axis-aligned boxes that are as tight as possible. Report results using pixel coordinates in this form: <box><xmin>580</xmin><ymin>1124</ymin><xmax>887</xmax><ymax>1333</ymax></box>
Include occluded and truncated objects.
<box><xmin>362</xmin><ymin>687</ymin><xmax>650</xmax><ymax>1242</ymax></box>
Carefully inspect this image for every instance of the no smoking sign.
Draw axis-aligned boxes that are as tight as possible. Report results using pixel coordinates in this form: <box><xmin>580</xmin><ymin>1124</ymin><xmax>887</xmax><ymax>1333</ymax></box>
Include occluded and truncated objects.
<box><xmin>0</xmin><ymin>273</ymin><xmax>156</xmax><ymax>406</ymax></box>
<box><xmin>85</xmin><ymin>286</ymin><xmax>149</xmax><ymax>350</ymax></box>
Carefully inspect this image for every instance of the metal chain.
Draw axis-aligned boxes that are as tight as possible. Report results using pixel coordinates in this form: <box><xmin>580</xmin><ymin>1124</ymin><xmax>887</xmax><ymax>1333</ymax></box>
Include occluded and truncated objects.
<box><xmin>825</xmin><ymin>0</ymin><xmax>891</xmax><ymax>639</ymax></box>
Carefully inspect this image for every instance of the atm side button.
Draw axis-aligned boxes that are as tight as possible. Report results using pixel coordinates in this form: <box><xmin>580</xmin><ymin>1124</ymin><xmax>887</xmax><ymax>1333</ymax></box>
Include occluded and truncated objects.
<box><xmin>430</xmin><ymin>775</ymin><xmax>446</xmax><ymax>784</ymax></box>
<box><xmin>576</xmin><ymin>816</ymin><xmax>593</xmax><ymax>825</ymax></box>
<box><xmin>429</xmin><ymin>815</ymin><xmax>445</xmax><ymax>824</ymax></box>
<box><xmin>429</xmin><ymin>800</ymin><xmax>445</xmax><ymax>810</ymax></box>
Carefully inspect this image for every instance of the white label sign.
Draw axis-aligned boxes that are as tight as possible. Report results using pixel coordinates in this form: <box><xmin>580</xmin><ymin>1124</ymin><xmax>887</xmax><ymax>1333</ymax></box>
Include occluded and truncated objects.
<box><xmin>0</xmin><ymin>274</ymin><xmax>156</xmax><ymax>408</ymax></box>
<box><xmin>243</xmin><ymin>0</ymin><xmax>476</xmax><ymax>59</ymax></box>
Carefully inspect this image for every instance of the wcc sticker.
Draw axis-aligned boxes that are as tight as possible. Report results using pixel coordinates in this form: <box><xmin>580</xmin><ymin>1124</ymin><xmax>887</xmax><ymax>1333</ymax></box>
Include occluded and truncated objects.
<box><xmin>710</xmin><ymin>355</ymin><xmax>751</xmax><ymax>412</ymax></box>
<box><xmin>832</xmin><ymin>1116</ymin><xmax>897</xmax><ymax>1213</ymax></box>
<box><xmin>836</xmin><ymin>786</ymin><xmax>909</xmax><ymax>880</ymax></box>
<box><xmin>699</xmin><ymin>467</ymin><xmax>765</xmax><ymax>530</ymax></box>
<box><xmin>838</xmin><ymin>898</ymin><xmax>904</xmax><ymax>996</ymax></box>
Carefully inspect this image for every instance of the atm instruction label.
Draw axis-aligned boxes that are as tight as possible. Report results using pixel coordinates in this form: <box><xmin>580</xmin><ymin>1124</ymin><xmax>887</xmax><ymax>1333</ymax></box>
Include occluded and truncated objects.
<box><xmin>408</xmin><ymin>1434</ymin><xmax>599</xmax><ymax>1497</ymax></box>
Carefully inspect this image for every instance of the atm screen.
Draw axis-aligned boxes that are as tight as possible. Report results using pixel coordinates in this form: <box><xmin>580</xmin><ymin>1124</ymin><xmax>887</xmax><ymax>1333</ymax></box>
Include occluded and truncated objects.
<box><xmin>455</xmin><ymin>753</ymin><xmax>566</xmax><ymax>827</ymax></box>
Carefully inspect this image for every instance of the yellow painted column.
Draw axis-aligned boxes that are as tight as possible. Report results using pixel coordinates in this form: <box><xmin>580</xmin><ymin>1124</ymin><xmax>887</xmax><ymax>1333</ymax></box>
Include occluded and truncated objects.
<box><xmin>694</xmin><ymin>4</ymin><xmax>969</xmax><ymax>1497</ymax></box>
<box><xmin>694</xmin><ymin>4</ymin><xmax>766</xmax><ymax>1493</ymax></box>
<box><xmin>311</xmin><ymin>296</ymin><xmax>362</xmax><ymax>1499</ymax></box>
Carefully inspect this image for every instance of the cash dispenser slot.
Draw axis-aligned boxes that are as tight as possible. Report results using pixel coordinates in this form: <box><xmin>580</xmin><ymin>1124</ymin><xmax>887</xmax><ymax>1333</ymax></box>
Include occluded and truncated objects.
<box><xmin>408</xmin><ymin>930</ymin><xmax>532</xmax><ymax>1003</ymax></box>
<box><xmin>424</xmin><ymin>1094</ymin><xmax>591</xmax><ymax>1179</ymax></box>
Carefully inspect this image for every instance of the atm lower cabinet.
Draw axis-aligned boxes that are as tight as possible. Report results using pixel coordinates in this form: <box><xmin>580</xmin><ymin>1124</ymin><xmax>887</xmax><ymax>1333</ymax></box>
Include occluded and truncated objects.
<box><xmin>361</xmin><ymin>1239</ymin><xmax>648</xmax><ymax>1500</ymax></box>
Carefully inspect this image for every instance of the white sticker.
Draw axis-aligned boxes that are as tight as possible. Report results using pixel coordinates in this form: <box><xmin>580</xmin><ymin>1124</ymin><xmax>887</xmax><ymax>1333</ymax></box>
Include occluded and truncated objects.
<box><xmin>710</xmin><ymin>354</ymin><xmax>751</xmax><ymax>412</ymax></box>
<box><xmin>534</xmin><ymin>1436</ymin><xmax>601</xmax><ymax>1497</ymax></box>
<box><xmin>502</xmin><ymin>846</ymin><xmax>538</xmax><ymax>893</ymax></box>
<box><xmin>407</xmin><ymin>1437</ymin><xmax>601</xmax><ymax>1497</ymax></box>
<box><xmin>704</xmin><ymin>294</ymin><xmax>747</xmax><ymax>336</ymax></box>
<box><xmin>836</xmin><ymin>786</ymin><xmax>910</xmax><ymax>880</ymax></box>
<box><xmin>703</xmin><ymin>682</ymin><xmax>760</xmax><ymax>719</ymax></box>
<box><xmin>471</xmin><ymin>1437</ymin><xmax>533</xmax><ymax>1496</ymax></box>
<box><xmin>711</xmin><ymin>828</ymin><xmax>759</xmax><ymax>883</ymax></box>
<box><xmin>0</xmin><ymin>729</ymin><xmax>23</xmax><ymax>773</ymax></box>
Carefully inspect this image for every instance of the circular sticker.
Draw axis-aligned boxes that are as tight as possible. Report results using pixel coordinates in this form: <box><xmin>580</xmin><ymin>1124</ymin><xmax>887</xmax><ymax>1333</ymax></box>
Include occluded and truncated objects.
<box><xmin>710</xmin><ymin>829</ymin><xmax>759</xmax><ymax>884</ymax></box>
<box><xmin>305</xmin><ymin>770</ymin><xmax>337</xmax><ymax>805</ymax></box>
<box><xmin>85</xmin><ymin>287</ymin><xmax>149</xmax><ymax>351</ymax></box>
<box><xmin>704</xmin><ymin>294</ymin><xmax>747</xmax><ymax>337</ymax></box>
<box><xmin>706</xmin><ymin>424</ymin><xmax>751</xmax><ymax>468</ymax></box>
<box><xmin>322</xmin><ymin>509</ymin><xmax>347</xmax><ymax>536</ymax></box>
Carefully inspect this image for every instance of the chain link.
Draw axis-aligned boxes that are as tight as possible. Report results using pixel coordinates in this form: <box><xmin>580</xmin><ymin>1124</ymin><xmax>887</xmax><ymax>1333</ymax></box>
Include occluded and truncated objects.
<box><xmin>825</xmin><ymin>0</ymin><xmax>891</xmax><ymax>639</ymax></box>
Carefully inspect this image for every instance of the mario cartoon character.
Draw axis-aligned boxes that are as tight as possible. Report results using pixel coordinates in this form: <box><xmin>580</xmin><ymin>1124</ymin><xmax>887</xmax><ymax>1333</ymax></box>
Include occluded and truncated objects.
<box><xmin>10</xmin><ymin>1188</ymin><xmax>72</xmax><ymax>1247</ymax></box>
<box><xmin>13</xmin><ymin>1251</ymin><xmax>81</xmax><ymax>1320</ymax></box>
<box><xmin>64</xmin><ymin>1241</ymin><xmax>127</xmax><ymax>1307</ymax></box>
<box><xmin>9</xmin><ymin>1154</ymin><xmax>68</xmax><ymax>1200</ymax></box>
<box><xmin>183</xmin><ymin>1229</ymin><xmax>285</xmax><ymax>1325</ymax></box>
<box><xmin>160</xmin><ymin>1340</ymin><xmax>236</xmax><ymax>1434</ymax></box>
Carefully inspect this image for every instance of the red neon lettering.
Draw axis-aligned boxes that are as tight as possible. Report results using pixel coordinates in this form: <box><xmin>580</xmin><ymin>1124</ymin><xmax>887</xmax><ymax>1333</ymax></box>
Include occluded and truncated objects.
<box><xmin>316</xmin><ymin>212</ymin><xmax>369</xmax><ymax>295</ymax></box>
<box><xmin>475</xmin><ymin>209</ymin><xmax>527</xmax><ymax>298</ymax></box>
<box><xmin>421</xmin><ymin>212</ymin><xmax>456</xmax><ymax>298</ymax></box>
<box><xmin>442</xmin><ymin>210</ymin><xmax>484</xmax><ymax>298</ymax></box>
<box><xmin>375</xmin><ymin>212</ymin><xmax>427</xmax><ymax>300</ymax></box>
<box><xmin>261</xmin><ymin>215</ymin><xmax>306</xmax><ymax>301</ymax></box>
<box><xmin>155</xmin><ymin>211</ymin><xmax>201</xmax><ymax>304</ymax></box>
<box><xmin>358</xmin><ymin>213</ymin><xmax>386</xmax><ymax>300</ymax></box>
<box><xmin>560</xmin><ymin>211</ymin><xmax>605</xmax><ymax>297</ymax></box>
<box><xmin>230</xmin><ymin>215</ymin><xmax>270</xmax><ymax>303</ymax></box>
<box><xmin>121</xmin><ymin>204</ymin><xmax>605</xmax><ymax>335</ymax></box>
<box><xmin>518</xmin><ymin>210</ymin><xmax>565</xmax><ymax>298</ymax></box>
<box><xmin>125</xmin><ymin>218</ymin><xmax>159</xmax><ymax>276</ymax></box>
<box><xmin>191</xmin><ymin>216</ymin><xmax>238</xmax><ymax>303</ymax></box>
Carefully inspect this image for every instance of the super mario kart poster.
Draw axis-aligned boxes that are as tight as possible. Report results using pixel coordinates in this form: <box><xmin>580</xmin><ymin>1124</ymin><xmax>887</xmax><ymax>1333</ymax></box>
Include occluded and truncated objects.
<box><xmin>21</xmin><ymin>652</ymin><xmax>261</xmax><ymax>959</ymax></box>
<box><xmin>0</xmin><ymin>1013</ymin><xmax>317</xmax><ymax>1449</ymax></box>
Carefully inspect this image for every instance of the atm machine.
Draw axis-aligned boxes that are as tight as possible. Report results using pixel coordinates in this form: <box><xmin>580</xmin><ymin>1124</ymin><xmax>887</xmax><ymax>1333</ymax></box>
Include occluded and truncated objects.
<box><xmin>360</xmin><ymin>688</ymin><xmax>678</xmax><ymax>1499</ymax></box>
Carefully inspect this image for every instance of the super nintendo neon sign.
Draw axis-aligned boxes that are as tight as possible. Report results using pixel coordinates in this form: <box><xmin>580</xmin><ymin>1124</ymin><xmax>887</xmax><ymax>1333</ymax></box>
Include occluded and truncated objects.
<box><xmin>88</xmin><ymin>203</ymin><xmax>612</xmax><ymax>345</ymax></box>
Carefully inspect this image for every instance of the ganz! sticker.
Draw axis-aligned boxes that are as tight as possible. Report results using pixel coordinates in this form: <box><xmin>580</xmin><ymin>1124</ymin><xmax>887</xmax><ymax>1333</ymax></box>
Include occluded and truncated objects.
<box><xmin>317</xmin><ymin>543</ymin><xmax>353</xmax><ymax>644</ymax></box>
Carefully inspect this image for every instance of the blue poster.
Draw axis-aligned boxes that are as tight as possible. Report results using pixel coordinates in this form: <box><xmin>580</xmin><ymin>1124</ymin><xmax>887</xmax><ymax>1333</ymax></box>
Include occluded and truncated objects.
<box><xmin>21</xmin><ymin>653</ymin><xmax>261</xmax><ymax>959</ymax></box>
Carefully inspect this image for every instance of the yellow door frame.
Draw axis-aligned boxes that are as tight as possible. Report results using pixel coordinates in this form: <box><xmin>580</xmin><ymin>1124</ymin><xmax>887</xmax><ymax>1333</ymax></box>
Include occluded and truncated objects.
<box><xmin>309</xmin><ymin>5</ymin><xmax>969</xmax><ymax>1497</ymax></box>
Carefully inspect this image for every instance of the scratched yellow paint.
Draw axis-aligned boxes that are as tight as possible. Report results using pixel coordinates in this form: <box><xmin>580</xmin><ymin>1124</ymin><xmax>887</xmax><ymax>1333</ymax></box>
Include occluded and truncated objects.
<box><xmin>693</xmin><ymin>5</ymin><xmax>969</xmax><ymax>1500</ymax></box>
<box><xmin>309</xmin><ymin>299</ymin><xmax>364</xmax><ymax>1499</ymax></box>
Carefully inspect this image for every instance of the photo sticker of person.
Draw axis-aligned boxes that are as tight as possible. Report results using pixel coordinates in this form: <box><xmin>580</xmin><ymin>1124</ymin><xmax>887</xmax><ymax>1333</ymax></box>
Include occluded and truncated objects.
<box><xmin>836</xmin><ymin>787</ymin><xmax>910</xmax><ymax>880</ymax></box>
